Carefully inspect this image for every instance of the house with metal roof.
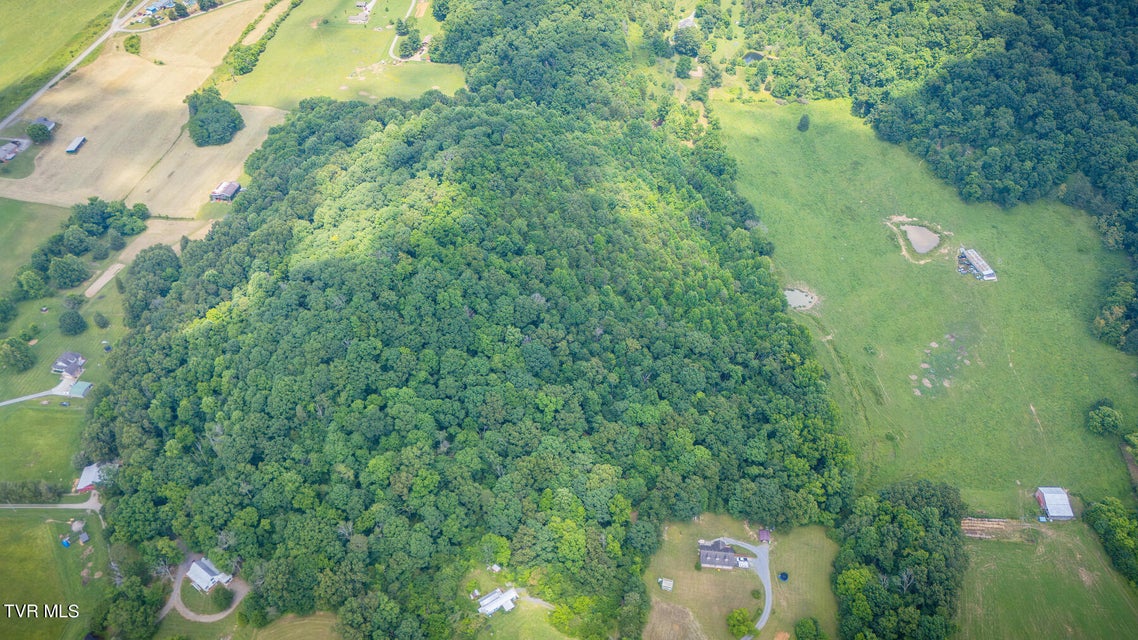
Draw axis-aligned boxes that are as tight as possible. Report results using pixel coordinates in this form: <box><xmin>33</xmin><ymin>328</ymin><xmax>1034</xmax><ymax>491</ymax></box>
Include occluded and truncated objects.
<box><xmin>75</xmin><ymin>463</ymin><xmax>104</xmax><ymax>492</ymax></box>
<box><xmin>187</xmin><ymin>558</ymin><xmax>233</xmax><ymax>593</ymax></box>
<box><xmin>1035</xmin><ymin>487</ymin><xmax>1074</xmax><ymax>520</ymax></box>
<box><xmin>210</xmin><ymin>181</ymin><xmax>241</xmax><ymax>202</ymax></box>
<box><xmin>477</xmin><ymin>587</ymin><xmax>519</xmax><ymax>616</ymax></box>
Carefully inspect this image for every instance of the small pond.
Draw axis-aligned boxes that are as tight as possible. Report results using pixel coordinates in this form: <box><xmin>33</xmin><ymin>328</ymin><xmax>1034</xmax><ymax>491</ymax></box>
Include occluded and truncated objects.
<box><xmin>785</xmin><ymin>288</ymin><xmax>817</xmax><ymax>310</ymax></box>
<box><xmin>901</xmin><ymin>224</ymin><xmax>940</xmax><ymax>254</ymax></box>
<box><xmin>743</xmin><ymin>51</ymin><xmax>764</xmax><ymax>64</ymax></box>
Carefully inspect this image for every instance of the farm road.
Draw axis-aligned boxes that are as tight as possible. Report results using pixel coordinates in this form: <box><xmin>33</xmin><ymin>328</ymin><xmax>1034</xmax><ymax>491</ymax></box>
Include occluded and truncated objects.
<box><xmin>0</xmin><ymin>491</ymin><xmax>101</xmax><ymax>512</ymax></box>
<box><xmin>715</xmin><ymin>537</ymin><xmax>772</xmax><ymax>638</ymax></box>
<box><xmin>388</xmin><ymin>0</ymin><xmax>420</xmax><ymax>60</ymax></box>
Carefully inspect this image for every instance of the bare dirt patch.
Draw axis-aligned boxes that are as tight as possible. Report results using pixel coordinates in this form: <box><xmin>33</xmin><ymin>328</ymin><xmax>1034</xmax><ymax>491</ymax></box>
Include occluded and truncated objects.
<box><xmin>644</xmin><ymin>601</ymin><xmax>707</xmax><ymax>640</ymax></box>
<box><xmin>1078</xmin><ymin>567</ymin><xmax>1095</xmax><ymax>587</ymax></box>
<box><xmin>0</xmin><ymin>1</ymin><xmax>266</xmax><ymax>209</ymax></box>
<box><xmin>414</xmin><ymin>1</ymin><xmax>429</xmax><ymax>18</ymax></box>
<box><xmin>785</xmin><ymin>287</ymin><xmax>819</xmax><ymax>310</ymax></box>
<box><xmin>775</xmin><ymin>633</ymin><xmax>791</xmax><ymax>640</ymax></box>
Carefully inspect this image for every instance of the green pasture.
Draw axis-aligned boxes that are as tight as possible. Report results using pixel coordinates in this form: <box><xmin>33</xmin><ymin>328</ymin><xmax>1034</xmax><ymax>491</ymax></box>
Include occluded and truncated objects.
<box><xmin>0</xmin><ymin>405</ymin><xmax>85</xmax><ymax>484</ymax></box>
<box><xmin>0</xmin><ymin>510</ymin><xmax>110</xmax><ymax>640</ymax></box>
<box><xmin>0</xmin><ymin>197</ymin><xmax>70</xmax><ymax>283</ymax></box>
<box><xmin>958</xmin><ymin>520</ymin><xmax>1138</xmax><ymax>639</ymax></box>
<box><xmin>717</xmin><ymin>98</ymin><xmax>1137</xmax><ymax>516</ymax></box>
<box><xmin>224</xmin><ymin>0</ymin><xmax>464</xmax><ymax>110</ymax></box>
<box><xmin>644</xmin><ymin>514</ymin><xmax>766</xmax><ymax>640</ymax></box>
<box><xmin>476</xmin><ymin>600</ymin><xmax>570</xmax><ymax>640</ymax></box>
<box><xmin>0</xmin><ymin>0</ymin><xmax>123</xmax><ymax>120</ymax></box>
<box><xmin>754</xmin><ymin>527</ymin><xmax>838</xmax><ymax>640</ymax></box>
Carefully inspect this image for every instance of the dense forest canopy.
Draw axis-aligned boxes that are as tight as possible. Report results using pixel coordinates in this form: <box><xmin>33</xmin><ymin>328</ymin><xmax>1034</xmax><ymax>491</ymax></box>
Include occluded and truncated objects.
<box><xmin>87</xmin><ymin>1</ymin><xmax>851</xmax><ymax>637</ymax></box>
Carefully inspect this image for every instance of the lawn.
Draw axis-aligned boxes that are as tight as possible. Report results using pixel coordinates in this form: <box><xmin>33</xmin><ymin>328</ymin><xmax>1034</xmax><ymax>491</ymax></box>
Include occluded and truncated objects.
<box><xmin>477</xmin><ymin>600</ymin><xmax>570</xmax><ymax>640</ymax></box>
<box><xmin>642</xmin><ymin>514</ymin><xmax>767</xmax><ymax>640</ymax></box>
<box><xmin>0</xmin><ymin>144</ymin><xmax>43</xmax><ymax>180</ymax></box>
<box><xmin>0</xmin><ymin>406</ymin><xmax>86</xmax><ymax>485</ymax></box>
<box><xmin>179</xmin><ymin>579</ymin><xmax>230</xmax><ymax>615</ymax></box>
<box><xmin>0</xmin><ymin>0</ymin><xmax>123</xmax><ymax>120</ymax></box>
<box><xmin>754</xmin><ymin>527</ymin><xmax>838</xmax><ymax>640</ymax></box>
<box><xmin>0</xmin><ymin>197</ymin><xmax>70</xmax><ymax>282</ymax></box>
<box><xmin>0</xmin><ymin>509</ymin><xmax>110</xmax><ymax>640</ymax></box>
<box><xmin>224</xmin><ymin>0</ymin><xmax>465</xmax><ymax>110</ymax></box>
<box><xmin>716</xmin><ymin>98</ymin><xmax>1138</xmax><ymax>516</ymax></box>
<box><xmin>957</xmin><ymin>520</ymin><xmax>1138</xmax><ymax>640</ymax></box>
<box><xmin>155</xmin><ymin>611</ymin><xmax>340</xmax><ymax>640</ymax></box>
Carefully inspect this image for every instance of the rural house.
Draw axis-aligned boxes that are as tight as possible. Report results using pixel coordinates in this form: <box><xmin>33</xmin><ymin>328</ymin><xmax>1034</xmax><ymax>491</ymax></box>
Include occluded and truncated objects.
<box><xmin>187</xmin><ymin>558</ymin><xmax>233</xmax><ymax>593</ymax></box>
<box><xmin>1035</xmin><ymin>487</ymin><xmax>1075</xmax><ymax>520</ymax></box>
<box><xmin>32</xmin><ymin>117</ymin><xmax>57</xmax><ymax>132</ymax></box>
<box><xmin>75</xmin><ymin>463</ymin><xmax>105</xmax><ymax>492</ymax></box>
<box><xmin>477</xmin><ymin>587</ymin><xmax>519</xmax><ymax>616</ymax></box>
<box><xmin>1</xmin><ymin>141</ymin><xmax>19</xmax><ymax>162</ymax></box>
<box><xmin>52</xmin><ymin>351</ymin><xmax>86</xmax><ymax>377</ymax></box>
<box><xmin>210</xmin><ymin>181</ymin><xmax>241</xmax><ymax>202</ymax></box>
<box><xmin>698</xmin><ymin>539</ymin><xmax>737</xmax><ymax>570</ymax></box>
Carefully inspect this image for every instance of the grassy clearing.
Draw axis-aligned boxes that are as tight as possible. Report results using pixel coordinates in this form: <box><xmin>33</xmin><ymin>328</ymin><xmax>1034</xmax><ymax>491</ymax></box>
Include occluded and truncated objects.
<box><xmin>154</xmin><ymin>611</ymin><xmax>339</xmax><ymax>640</ymax></box>
<box><xmin>476</xmin><ymin>600</ymin><xmax>570</xmax><ymax>640</ymax></box>
<box><xmin>0</xmin><ymin>0</ymin><xmax>123</xmax><ymax>120</ymax></box>
<box><xmin>223</xmin><ymin>0</ymin><xmax>464</xmax><ymax>110</ymax></box>
<box><xmin>0</xmin><ymin>145</ymin><xmax>43</xmax><ymax>180</ymax></box>
<box><xmin>0</xmin><ymin>510</ymin><xmax>110</xmax><ymax>640</ymax></box>
<box><xmin>958</xmin><ymin>520</ymin><xmax>1138</xmax><ymax>640</ymax></box>
<box><xmin>643</xmin><ymin>514</ymin><xmax>766</xmax><ymax>640</ymax></box>
<box><xmin>0</xmin><ymin>197</ymin><xmax>70</xmax><ymax>281</ymax></box>
<box><xmin>753</xmin><ymin>527</ymin><xmax>838</xmax><ymax>640</ymax></box>
<box><xmin>179</xmin><ymin>579</ymin><xmax>229</xmax><ymax>615</ymax></box>
<box><xmin>0</xmin><ymin>406</ymin><xmax>85</xmax><ymax>484</ymax></box>
<box><xmin>0</xmin><ymin>1</ymin><xmax>270</xmax><ymax>213</ymax></box>
<box><xmin>716</xmin><ymin>98</ymin><xmax>1137</xmax><ymax>516</ymax></box>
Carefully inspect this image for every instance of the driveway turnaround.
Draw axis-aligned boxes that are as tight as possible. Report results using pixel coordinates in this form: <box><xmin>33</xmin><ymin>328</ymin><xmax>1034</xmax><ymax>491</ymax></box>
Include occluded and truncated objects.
<box><xmin>715</xmin><ymin>537</ymin><xmax>772</xmax><ymax>639</ymax></box>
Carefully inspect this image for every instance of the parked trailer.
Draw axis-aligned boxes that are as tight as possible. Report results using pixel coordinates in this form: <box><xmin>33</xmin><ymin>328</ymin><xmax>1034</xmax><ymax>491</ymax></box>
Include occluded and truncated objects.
<box><xmin>65</xmin><ymin>136</ymin><xmax>87</xmax><ymax>154</ymax></box>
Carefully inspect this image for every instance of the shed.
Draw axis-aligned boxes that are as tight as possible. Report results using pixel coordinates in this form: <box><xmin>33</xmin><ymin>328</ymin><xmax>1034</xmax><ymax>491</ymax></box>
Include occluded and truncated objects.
<box><xmin>698</xmin><ymin>539</ymin><xmax>737</xmax><ymax>570</ymax></box>
<box><xmin>66</xmin><ymin>136</ymin><xmax>87</xmax><ymax>154</ymax></box>
<box><xmin>660</xmin><ymin>578</ymin><xmax>673</xmax><ymax>591</ymax></box>
<box><xmin>960</xmin><ymin>248</ymin><xmax>996</xmax><ymax>281</ymax></box>
<box><xmin>70</xmin><ymin>381</ymin><xmax>94</xmax><ymax>398</ymax></box>
<box><xmin>187</xmin><ymin>558</ymin><xmax>233</xmax><ymax>593</ymax></box>
<box><xmin>75</xmin><ymin>463</ymin><xmax>104</xmax><ymax>492</ymax></box>
<box><xmin>79</xmin><ymin>532</ymin><xmax>91</xmax><ymax>545</ymax></box>
<box><xmin>210</xmin><ymin>181</ymin><xmax>241</xmax><ymax>202</ymax></box>
<box><xmin>1035</xmin><ymin>487</ymin><xmax>1074</xmax><ymax>520</ymax></box>
<box><xmin>33</xmin><ymin>117</ymin><xmax>57</xmax><ymax>132</ymax></box>
<box><xmin>759</xmin><ymin>529</ymin><xmax>771</xmax><ymax>543</ymax></box>
<box><xmin>477</xmin><ymin>587</ymin><xmax>519</xmax><ymax>616</ymax></box>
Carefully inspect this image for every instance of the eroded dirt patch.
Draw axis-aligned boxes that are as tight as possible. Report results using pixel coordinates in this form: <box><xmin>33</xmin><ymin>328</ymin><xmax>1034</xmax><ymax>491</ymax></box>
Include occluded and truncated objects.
<box><xmin>644</xmin><ymin>601</ymin><xmax>707</xmax><ymax>640</ymax></box>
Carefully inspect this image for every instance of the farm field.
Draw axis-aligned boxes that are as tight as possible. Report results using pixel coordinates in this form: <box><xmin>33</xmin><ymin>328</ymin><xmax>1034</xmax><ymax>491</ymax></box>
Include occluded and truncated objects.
<box><xmin>155</xmin><ymin>611</ymin><xmax>340</xmax><ymax>640</ymax></box>
<box><xmin>957</xmin><ymin>520</ymin><xmax>1138</xmax><ymax>640</ymax></box>
<box><xmin>0</xmin><ymin>406</ymin><xmax>86</xmax><ymax>485</ymax></box>
<box><xmin>716</xmin><ymin>98</ymin><xmax>1138</xmax><ymax>517</ymax></box>
<box><xmin>0</xmin><ymin>197</ymin><xmax>71</xmax><ymax>282</ymax></box>
<box><xmin>752</xmin><ymin>527</ymin><xmax>838</xmax><ymax>640</ymax></box>
<box><xmin>0</xmin><ymin>0</ymin><xmax>281</xmax><ymax>218</ymax></box>
<box><xmin>224</xmin><ymin>0</ymin><xmax>464</xmax><ymax>110</ymax></box>
<box><xmin>0</xmin><ymin>0</ymin><xmax>123</xmax><ymax>120</ymax></box>
<box><xmin>642</xmin><ymin>514</ymin><xmax>766</xmax><ymax>640</ymax></box>
<box><xmin>0</xmin><ymin>510</ymin><xmax>110</xmax><ymax>640</ymax></box>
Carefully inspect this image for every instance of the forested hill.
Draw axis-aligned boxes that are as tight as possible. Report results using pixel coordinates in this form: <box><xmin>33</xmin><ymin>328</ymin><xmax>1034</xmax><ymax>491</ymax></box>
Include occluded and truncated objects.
<box><xmin>726</xmin><ymin>0</ymin><xmax>1138</xmax><ymax>349</ymax></box>
<box><xmin>84</xmin><ymin>1</ymin><xmax>850</xmax><ymax>638</ymax></box>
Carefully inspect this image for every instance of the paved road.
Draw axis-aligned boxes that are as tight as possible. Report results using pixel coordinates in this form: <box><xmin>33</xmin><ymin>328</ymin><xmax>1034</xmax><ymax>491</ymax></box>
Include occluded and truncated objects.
<box><xmin>0</xmin><ymin>376</ymin><xmax>82</xmax><ymax>408</ymax></box>
<box><xmin>0</xmin><ymin>0</ymin><xmax>154</xmax><ymax>131</ymax></box>
<box><xmin>0</xmin><ymin>491</ymin><xmax>101</xmax><ymax>511</ymax></box>
<box><xmin>715</xmin><ymin>537</ymin><xmax>772</xmax><ymax>638</ymax></box>
<box><xmin>160</xmin><ymin>553</ymin><xmax>249</xmax><ymax>622</ymax></box>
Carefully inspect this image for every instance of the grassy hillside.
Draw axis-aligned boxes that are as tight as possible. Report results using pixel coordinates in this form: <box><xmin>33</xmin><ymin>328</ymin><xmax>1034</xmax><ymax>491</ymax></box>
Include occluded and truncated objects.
<box><xmin>224</xmin><ymin>0</ymin><xmax>464</xmax><ymax>109</ymax></box>
<box><xmin>0</xmin><ymin>510</ymin><xmax>110</xmax><ymax>640</ymax></box>
<box><xmin>958</xmin><ymin>521</ymin><xmax>1138</xmax><ymax>640</ymax></box>
<box><xmin>716</xmin><ymin>98</ymin><xmax>1137</xmax><ymax>516</ymax></box>
<box><xmin>0</xmin><ymin>198</ymin><xmax>70</xmax><ymax>284</ymax></box>
<box><xmin>0</xmin><ymin>0</ymin><xmax>123</xmax><ymax>120</ymax></box>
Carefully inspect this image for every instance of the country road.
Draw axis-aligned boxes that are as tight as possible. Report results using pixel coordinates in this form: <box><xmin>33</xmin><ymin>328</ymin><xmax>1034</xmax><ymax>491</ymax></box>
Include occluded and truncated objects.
<box><xmin>0</xmin><ymin>491</ymin><xmax>101</xmax><ymax>511</ymax></box>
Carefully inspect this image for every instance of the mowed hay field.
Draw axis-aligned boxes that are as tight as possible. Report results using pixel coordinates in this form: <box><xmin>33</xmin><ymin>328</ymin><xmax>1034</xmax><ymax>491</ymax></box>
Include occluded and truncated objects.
<box><xmin>0</xmin><ymin>0</ymin><xmax>122</xmax><ymax>116</ymax></box>
<box><xmin>224</xmin><ymin>0</ymin><xmax>465</xmax><ymax>109</ymax></box>
<box><xmin>0</xmin><ymin>197</ymin><xmax>70</xmax><ymax>280</ymax></box>
<box><xmin>0</xmin><ymin>406</ymin><xmax>86</xmax><ymax>485</ymax></box>
<box><xmin>643</xmin><ymin>514</ymin><xmax>766</xmax><ymax>640</ymax></box>
<box><xmin>476</xmin><ymin>600</ymin><xmax>571</xmax><ymax>640</ymax></box>
<box><xmin>958</xmin><ymin>521</ymin><xmax>1138</xmax><ymax>640</ymax></box>
<box><xmin>0</xmin><ymin>0</ymin><xmax>281</xmax><ymax>218</ymax></box>
<box><xmin>0</xmin><ymin>510</ymin><xmax>110</xmax><ymax>640</ymax></box>
<box><xmin>753</xmin><ymin>527</ymin><xmax>838</xmax><ymax>640</ymax></box>
<box><xmin>716</xmin><ymin>99</ymin><xmax>1137</xmax><ymax>517</ymax></box>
